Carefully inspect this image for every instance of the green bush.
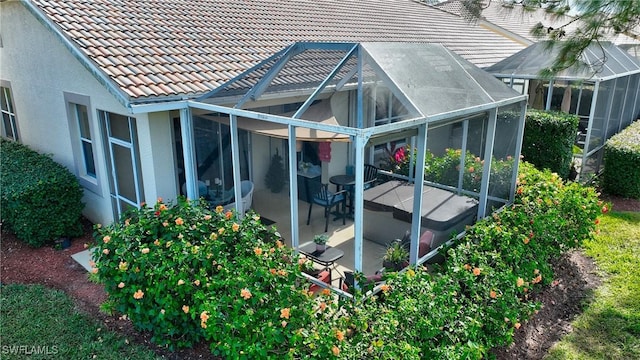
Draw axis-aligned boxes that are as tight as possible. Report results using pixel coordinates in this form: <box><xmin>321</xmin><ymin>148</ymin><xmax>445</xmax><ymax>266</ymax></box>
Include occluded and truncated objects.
<box><xmin>339</xmin><ymin>162</ymin><xmax>603</xmax><ymax>359</ymax></box>
<box><xmin>383</xmin><ymin>146</ymin><xmax>515</xmax><ymax>198</ymax></box>
<box><xmin>522</xmin><ymin>109</ymin><xmax>579</xmax><ymax>179</ymax></box>
<box><xmin>94</xmin><ymin>163</ymin><xmax>603</xmax><ymax>359</ymax></box>
<box><xmin>602</xmin><ymin>120</ymin><xmax>640</xmax><ymax>199</ymax></box>
<box><xmin>92</xmin><ymin>199</ymin><xmax>344</xmax><ymax>357</ymax></box>
<box><xmin>0</xmin><ymin>139</ymin><xmax>84</xmax><ymax>247</ymax></box>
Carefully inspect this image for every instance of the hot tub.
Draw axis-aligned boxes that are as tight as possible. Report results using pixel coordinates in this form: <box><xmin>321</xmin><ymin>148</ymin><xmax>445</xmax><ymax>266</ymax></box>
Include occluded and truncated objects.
<box><xmin>363</xmin><ymin>180</ymin><xmax>478</xmax><ymax>248</ymax></box>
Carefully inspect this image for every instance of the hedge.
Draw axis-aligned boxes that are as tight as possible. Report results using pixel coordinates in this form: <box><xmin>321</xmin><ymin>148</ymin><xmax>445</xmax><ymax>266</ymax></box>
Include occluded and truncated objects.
<box><xmin>93</xmin><ymin>162</ymin><xmax>604</xmax><ymax>359</ymax></box>
<box><xmin>522</xmin><ymin>109</ymin><xmax>579</xmax><ymax>179</ymax></box>
<box><xmin>0</xmin><ymin>139</ymin><xmax>84</xmax><ymax>247</ymax></box>
<box><xmin>602</xmin><ymin>120</ymin><xmax>640</xmax><ymax>199</ymax></box>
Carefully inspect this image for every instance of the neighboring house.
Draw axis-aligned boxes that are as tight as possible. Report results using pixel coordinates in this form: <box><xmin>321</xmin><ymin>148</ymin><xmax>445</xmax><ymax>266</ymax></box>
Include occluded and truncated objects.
<box><xmin>1</xmin><ymin>0</ymin><xmax>531</xmax><ymax>226</ymax></box>
<box><xmin>433</xmin><ymin>0</ymin><xmax>640</xmax><ymax>51</ymax></box>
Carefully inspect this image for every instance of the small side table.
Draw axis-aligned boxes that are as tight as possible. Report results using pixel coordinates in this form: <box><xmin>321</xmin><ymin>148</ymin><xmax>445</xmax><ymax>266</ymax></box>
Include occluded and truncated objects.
<box><xmin>299</xmin><ymin>241</ymin><xmax>345</xmax><ymax>284</ymax></box>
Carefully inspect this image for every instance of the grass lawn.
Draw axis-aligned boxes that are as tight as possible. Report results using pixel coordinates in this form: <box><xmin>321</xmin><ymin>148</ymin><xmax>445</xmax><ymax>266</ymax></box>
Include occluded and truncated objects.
<box><xmin>546</xmin><ymin>211</ymin><xmax>640</xmax><ymax>360</ymax></box>
<box><xmin>0</xmin><ymin>284</ymin><xmax>159</xmax><ymax>360</ymax></box>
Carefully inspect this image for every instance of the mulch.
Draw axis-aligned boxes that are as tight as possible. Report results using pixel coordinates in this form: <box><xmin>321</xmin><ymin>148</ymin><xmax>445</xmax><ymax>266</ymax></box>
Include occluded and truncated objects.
<box><xmin>1</xmin><ymin>195</ymin><xmax>638</xmax><ymax>359</ymax></box>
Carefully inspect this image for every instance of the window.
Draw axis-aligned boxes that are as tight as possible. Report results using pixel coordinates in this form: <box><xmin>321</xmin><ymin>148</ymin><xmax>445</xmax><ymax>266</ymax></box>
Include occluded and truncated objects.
<box><xmin>65</xmin><ymin>92</ymin><xmax>100</xmax><ymax>193</ymax></box>
<box><xmin>1</xmin><ymin>85</ymin><xmax>19</xmax><ymax>141</ymax></box>
<box><xmin>74</xmin><ymin>103</ymin><xmax>97</xmax><ymax>177</ymax></box>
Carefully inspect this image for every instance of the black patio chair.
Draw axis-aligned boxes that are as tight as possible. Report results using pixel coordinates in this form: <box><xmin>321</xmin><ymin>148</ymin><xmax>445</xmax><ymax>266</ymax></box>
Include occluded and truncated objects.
<box><xmin>306</xmin><ymin>183</ymin><xmax>347</xmax><ymax>233</ymax></box>
<box><xmin>363</xmin><ymin>164</ymin><xmax>379</xmax><ymax>189</ymax></box>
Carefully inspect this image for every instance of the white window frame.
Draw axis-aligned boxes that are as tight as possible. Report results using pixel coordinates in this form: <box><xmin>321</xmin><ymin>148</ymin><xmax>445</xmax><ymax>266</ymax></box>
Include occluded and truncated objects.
<box><xmin>64</xmin><ymin>92</ymin><xmax>101</xmax><ymax>194</ymax></box>
<box><xmin>0</xmin><ymin>82</ymin><xmax>20</xmax><ymax>141</ymax></box>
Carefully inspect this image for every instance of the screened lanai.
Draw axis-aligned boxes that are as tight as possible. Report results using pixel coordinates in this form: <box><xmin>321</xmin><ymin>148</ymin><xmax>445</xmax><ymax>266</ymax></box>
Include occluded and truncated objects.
<box><xmin>183</xmin><ymin>42</ymin><xmax>527</xmax><ymax>293</ymax></box>
<box><xmin>486</xmin><ymin>41</ymin><xmax>640</xmax><ymax>182</ymax></box>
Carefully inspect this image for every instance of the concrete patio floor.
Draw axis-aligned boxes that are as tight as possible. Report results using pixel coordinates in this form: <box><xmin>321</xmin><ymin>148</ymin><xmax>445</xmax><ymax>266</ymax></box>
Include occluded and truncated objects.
<box><xmin>252</xmin><ymin>188</ymin><xmax>388</xmax><ymax>278</ymax></box>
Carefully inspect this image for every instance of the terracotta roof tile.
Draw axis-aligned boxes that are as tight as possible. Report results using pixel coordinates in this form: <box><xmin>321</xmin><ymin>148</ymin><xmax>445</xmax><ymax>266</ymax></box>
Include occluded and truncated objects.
<box><xmin>33</xmin><ymin>0</ymin><xmax>526</xmax><ymax>101</ymax></box>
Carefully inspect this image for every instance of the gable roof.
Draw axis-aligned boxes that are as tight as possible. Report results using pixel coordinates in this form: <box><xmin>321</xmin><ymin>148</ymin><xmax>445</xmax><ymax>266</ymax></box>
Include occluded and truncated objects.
<box><xmin>25</xmin><ymin>0</ymin><xmax>525</xmax><ymax>105</ymax></box>
<box><xmin>485</xmin><ymin>41</ymin><xmax>640</xmax><ymax>82</ymax></box>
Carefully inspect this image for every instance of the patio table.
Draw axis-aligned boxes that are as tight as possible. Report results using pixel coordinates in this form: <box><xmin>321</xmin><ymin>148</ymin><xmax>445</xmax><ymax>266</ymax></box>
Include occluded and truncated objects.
<box><xmin>298</xmin><ymin>241</ymin><xmax>345</xmax><ymax>284</ymax></box>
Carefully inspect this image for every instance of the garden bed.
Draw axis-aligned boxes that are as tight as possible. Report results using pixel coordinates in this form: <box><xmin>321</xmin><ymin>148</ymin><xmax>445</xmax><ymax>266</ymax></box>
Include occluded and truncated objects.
<box><xmin>1</xmin><ymin>195</ymin><xmax>637</xmax><ymax>359</ymax></box>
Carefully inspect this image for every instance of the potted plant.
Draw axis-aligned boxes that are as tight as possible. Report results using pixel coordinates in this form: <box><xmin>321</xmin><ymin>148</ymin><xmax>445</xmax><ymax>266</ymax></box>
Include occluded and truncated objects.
<box><xmin>264</xmin><ymin>148</ymin><xmax>285</xmax><ymax>193</ymax></box>
<box><xmin>382</xmin><ymin>241</ymin><xmax>409</xmax><ymax>271</ymax></box>
<box><xmin>313</xmin><ymin>234</ymin><xmax>329</xmax><ymax>253</ymax></box>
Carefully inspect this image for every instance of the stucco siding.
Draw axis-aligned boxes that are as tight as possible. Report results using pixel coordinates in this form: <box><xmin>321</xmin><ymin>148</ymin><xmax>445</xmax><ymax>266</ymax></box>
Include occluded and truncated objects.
<box><xmin>1</xmin><ymin>2</ymin><xmax>130</xmax><ymax>225</ymax></box>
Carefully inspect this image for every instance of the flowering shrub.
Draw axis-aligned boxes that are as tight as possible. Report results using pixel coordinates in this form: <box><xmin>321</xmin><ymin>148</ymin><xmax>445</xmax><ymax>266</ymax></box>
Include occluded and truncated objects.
<box><xmin>383</xmin><ymin>146</ymin><xmax>515</xmax><ymax>198</ymax></box>
<box><xmin>338</xmin><ymin>162</ymin><xmax>604</xmax><ymax>359</ymax></box>
<box><xmin>92</xmin><ymin>198</ymin><xmax>346</xmax><ymax>357</ymax></box>
<box><xmin>93</xmin><ymin>163</ymin><xmax>605</xmax><ymax>358</ymax></box>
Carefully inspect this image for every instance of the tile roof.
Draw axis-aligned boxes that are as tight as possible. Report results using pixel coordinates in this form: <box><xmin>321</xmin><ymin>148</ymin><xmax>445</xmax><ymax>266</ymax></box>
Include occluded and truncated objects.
<box><xmin>435</xmin><ymin>0</ymin><xmax>640</xmax><ymax>46</ymax></box>
<box><xmin>30</xmin><ymin>0</ymin><xmax>525</xmax><ymax>102</ymax></box>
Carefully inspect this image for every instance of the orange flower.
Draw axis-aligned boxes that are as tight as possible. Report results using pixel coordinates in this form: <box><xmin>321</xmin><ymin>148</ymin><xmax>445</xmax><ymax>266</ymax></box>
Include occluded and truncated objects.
<box><xmin>276</xmin><ymin>240</ymin><xmax>284</xmax><ymax>248</ymax></box>
<box><xmin>225</xmin><ymin>211</ymin><xmax>233</xmax><ymax>220</ymax></box>
<box><xmin>463</xmin><ymin>264</ymin><xmax>471</xmax><ymax>271</ymax></box>
<box><xmin>602</xmin><ymin>205</ymin><xmax>609</xmax><ymax>214</ymax></box>
<box><xmin>102</xmin><ymin>249</ymin><xmax>110</xmax><ymax>255</ymax></box>
<box><xmin>91</xmin><ymin>268</ymin><xmax>98</xmax><ymax>274</ymax></box>
<box><xmin>472</xmin><ymin>267</ymin><xmax>481</xmax><ymax>276</ymax></box>
<box><xmin>468</xmin><ymin>166</ymin><xmax>475</xmax><ymax>173</ymax></box>
<box><xmin>218</xmin><ymin>228</ymin><xmax>225</xmax><ymax>235</ymax></box>
<box><xmin>322</xmin><ymin>288</ymin><xmax>331</xmax><ymax>296</ymax></box>
<box><xmin>200</xmin><ymin>311</ymin><xmax>209</xmax><ymax>329</ymax></box>
<box><xmin>84</xmin><ymin>243</ymin><xmax>89</xmax><ymax>249</ymax></box>
<box><xmin>209</xmin><ymin>233</ymin><xmax>218</xmax><ymax>240</ymax></box>
<box><xmin>175</xmin><ymin>217</ymin><xmax>184</xmax><ymax>225</ymax></box>
<box><xmin>215</xmin><ymin>205</ymin><xmax>224</xmax><ymax>213</ymax></box>
<box><xmin>516</xmin><ymin>277</ymin><xmax>525</xmax><ymax>287</ymax></box>
<box><xmin>204</xmin><ymin>214</ymin><xmax>212</xmax><ymax>221</ymax></box>
<box><xmin>232</xmin><ymin>223</ymin><xmax>240</xmax><ymax>232</ymax></box>
<box><xmin>118</xmin><ymin>261</ymin><xmax>128</xmax><ymax>271</ymax></box>
<box><xmin>193</xmin><ymin>279</ymin><xmax>201</xmax><ymax>286</ymax></box>
<box><xmin>141</xmin><ymin>248</ymin><xmax>150</xmax><ymax>254</ymax></box>
<box><xmin>254</xmin><ymin>247</ymin><xmax>263</xmax><ymax>256</ymax></box>
<box><xmin>103</xmin><ymin>236</ymin><xmax>111</xmax><ymax>244</ymax></box>
<box><xmin>88</xmin><ymin>260</ymin><xmax>95</xmax><ymax>267</ymax></box>
<box><xmin>595</xmin><ymin>218</ymin><xmax>600</xmax><ymax>225</ymax></box>
<box><xmin>280</xmin><ymin>308</ymin><xmax>290</xmax><ymax>319</ymax></box>
<box><xmin>335</xmin><ymin>330</ymin><xmax>345</xmax><ymax>341</ymax></box>
<box><xmin>133</xmin><ymin>290</ymin><xmax>144</xmax><ymax>299</ymax></box>
<box><xmin>159</xmin><ymin>204</ymin><xmax>168</xmax><ymax>211</ymax></box>
<box><xmin>241</xmin><ymin>288</ymin><xmax>252</xmax><ymax>300</ymax></box>
<box><xmin>532</xmin><ymin>275</ymin><xmax>542</xmax><ymax>284</ymax></box>
<box><xmin>182</xmin><ymin>305</ymin><xmax>190</xmax><ymax>313</ymax></box>
<box><xmin>162</xmin><ymin>221</ymin><xmax>169</xmax><ymax>227</ymax></box>
<box><xmin>319</xmin><ymin>302</ymin><xmax>327</xmax><ymax>311</ymax></box>
<box><xmin>514</xmin><ymin>322</ymin><xmax>521</xmax><ymax>329</ymax></box>
<box><xmin>154</xmin><ymin>239</ymin><xmax>161</xmax><ymax>246</ymax></box>
<box><xmin>177</xmin><ymin>279</ymin><xmax>185</xmax><ymax>286</ymax></box>
<box><xmin>380</xmin><ymin>284</ymin><xmax>391</xmax><ymax>293</ymax></box>
<box><xmin>270</xmin><ymin>268</ymin><xmax>277</xmax><ymax>275</ymax></box>
<box><xmin>281</xmin><ymin>321</ymin><xmax>287</xmax><ymax>327</ymax></box>
<box><xmin>157</xmin><ymin>197</ymin><xmax>163</xmax><ymax>203</ymax></box>
<box><xmin>489</xmin><ymin>290</ymin><xmax>497</xmax><ymax>299</ymax></box>
<box><xmin>332</xmin><ymin>345</ymin><xmax>340</xmax><ymax>356</ymax></box>
<box><xmin>278</xmin><ymin>269</ymin><xmax>287</xmax><ymax>276</ymax></box>
<box><xmin>523</xmin><ymin>236</ymin><xmax>530</xmax><ymax>245</ymax></box>
<box><xmin>118</xmin><ymin>282</ymin><xmax>125</xmax><ymax>289</ymax></box>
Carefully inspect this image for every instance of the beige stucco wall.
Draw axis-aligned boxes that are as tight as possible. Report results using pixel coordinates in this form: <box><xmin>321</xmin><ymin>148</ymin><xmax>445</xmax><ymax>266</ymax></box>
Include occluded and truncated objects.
<box><xmin>0</xmin><ymin>2</ymin><xmax>178</xmax><ymax>225</ymax></box>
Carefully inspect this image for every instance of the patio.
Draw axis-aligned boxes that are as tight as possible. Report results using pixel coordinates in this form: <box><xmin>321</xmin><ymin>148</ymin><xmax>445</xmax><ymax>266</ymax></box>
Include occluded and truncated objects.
<box><xmin>252</xmin><ymin>187</ymin><xmax>387</xmax><ymax>283</ymax></box>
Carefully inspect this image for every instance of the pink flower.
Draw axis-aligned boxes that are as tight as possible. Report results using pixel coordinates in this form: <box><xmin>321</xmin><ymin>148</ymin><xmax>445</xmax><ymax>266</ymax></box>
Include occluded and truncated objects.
<box><xmin>394</xmin><ymin>147</ymin><xmax>406</xmax><ymax>163</ymax></box>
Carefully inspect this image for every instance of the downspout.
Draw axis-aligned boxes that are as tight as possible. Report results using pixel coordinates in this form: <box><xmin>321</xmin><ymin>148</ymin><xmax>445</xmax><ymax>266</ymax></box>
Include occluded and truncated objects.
<box><xmin>21</xmin><ymin>0</ymin><xmax>131</xmax><ymax>109</ymax></box>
